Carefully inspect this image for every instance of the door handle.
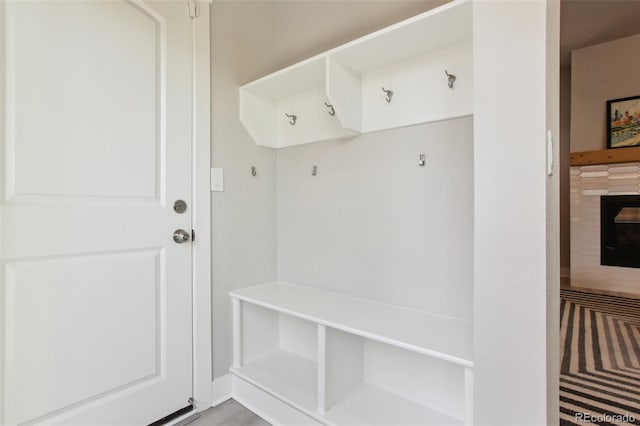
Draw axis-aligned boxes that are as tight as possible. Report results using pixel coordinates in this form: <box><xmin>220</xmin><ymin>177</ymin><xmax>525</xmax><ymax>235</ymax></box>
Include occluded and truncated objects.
<box><xmin>173</xmin><ymin>229</ymin><xmax>191</xmax><ymax>243</ymax></box>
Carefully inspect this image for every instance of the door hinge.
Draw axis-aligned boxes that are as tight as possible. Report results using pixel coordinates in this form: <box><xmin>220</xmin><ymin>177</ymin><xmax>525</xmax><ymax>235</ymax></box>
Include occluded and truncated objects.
<box><xmin>191</xmin><ymin>229</ymin><xmax>196</xmax><ymax>242</ymax></box>
<box><xmin>188</xmin><ymin>1</ymin><xmax>199</xmax><ymax>18</ymax></box>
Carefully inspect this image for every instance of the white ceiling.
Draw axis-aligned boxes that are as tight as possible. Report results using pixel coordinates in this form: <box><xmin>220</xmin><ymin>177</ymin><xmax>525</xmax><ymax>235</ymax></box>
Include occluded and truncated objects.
<box><xmin>561</xmin><ymin>0</ymin><xmax>640</xmax><ymax>67</ymax></box>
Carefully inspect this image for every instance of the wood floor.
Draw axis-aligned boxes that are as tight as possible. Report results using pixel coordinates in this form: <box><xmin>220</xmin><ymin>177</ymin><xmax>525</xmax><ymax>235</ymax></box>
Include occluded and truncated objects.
<box><xmin>187</xmin><ymin>400</ymin><xmax>270</xmax><ymax>426</ymax></box>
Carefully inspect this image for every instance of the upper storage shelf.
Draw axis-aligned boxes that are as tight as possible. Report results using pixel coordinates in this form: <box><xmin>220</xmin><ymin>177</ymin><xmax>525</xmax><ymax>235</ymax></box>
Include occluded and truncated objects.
<box><xmin>239</xmin><ymin>0</ymin><xmax>473</xmax><ymax>149</ymax></box>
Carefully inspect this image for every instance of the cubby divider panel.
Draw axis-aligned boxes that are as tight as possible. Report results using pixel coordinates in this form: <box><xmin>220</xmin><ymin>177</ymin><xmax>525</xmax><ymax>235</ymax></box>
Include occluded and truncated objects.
<box><xmin>324</xmin><ymin>328</ymin><xmax>364</xmax><ymax>410</ymax></box>
<box><xmin>274</xmin><ymin>88</ymin><xmax>356</xmax><ymax>149</ymax></box>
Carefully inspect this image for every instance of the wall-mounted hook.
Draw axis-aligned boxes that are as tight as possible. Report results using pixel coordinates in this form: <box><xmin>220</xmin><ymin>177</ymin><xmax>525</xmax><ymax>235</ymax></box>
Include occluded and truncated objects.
<box><xmin>251</xmin><ymin>166</ymin><xmax>257</xmax><ymax>176</ymax></box>
<box><xmin>444</xmin><ymin>70</ymin><xmax>456</xmax><ymax>89</ymax></box>
<box><xmin>311</xmin><ymin>165</ymin><xmax>317</xmax><ymax>176</ymax></box>
<box><xmin>418</xmin><ymin>154</ymin><xmax>426</xmax><ymax>167</ymax></box>
<box><xmin>324</xmin><ymin>102</ymin><xmax>335</xmax><ymax>116</ymax></box>
<box><xmin>285</xmin><ymin>113</ymin><xmax>297</xmax><ymax>125</ymax></box>
<box><xmin>381</xmin><ymin>86</ymin><xmax>393</xmax><ymax>103</ymax></box>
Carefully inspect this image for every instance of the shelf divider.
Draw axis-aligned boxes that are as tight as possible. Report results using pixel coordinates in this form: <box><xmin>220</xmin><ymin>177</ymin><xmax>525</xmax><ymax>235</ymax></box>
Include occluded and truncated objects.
<box><xmin>326</xmin><ymin>58</ymin><xmax>363</xmax><ymax>133</ymax></box>
<box><xmin>317</xmin><ymin>324</ymin><xmax>327</xmax><ymax>413</ymax></box>
<box><xmin>232</xmin><ymin>298</ymin><xmax>242</xmax><ymax>368</ymax></box>
<box><xmin>464</xmin><ymin>367</ymin><xmax>473</xmax><ymax>426</ymax></box>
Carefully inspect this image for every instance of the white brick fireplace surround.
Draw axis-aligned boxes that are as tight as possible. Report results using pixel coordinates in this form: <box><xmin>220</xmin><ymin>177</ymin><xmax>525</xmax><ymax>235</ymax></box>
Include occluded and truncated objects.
<box><xmin>570</xmin><ymin>162</ymin><xmax>640</xmax><ymax>294</ymax></box>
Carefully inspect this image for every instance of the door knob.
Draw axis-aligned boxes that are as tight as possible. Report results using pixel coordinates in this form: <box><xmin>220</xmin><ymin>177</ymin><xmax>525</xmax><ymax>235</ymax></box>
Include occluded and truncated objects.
<box><xmin>173</xmin><ymin>229</ymin><xmax>191</xmax><ymax>243</ymax></box>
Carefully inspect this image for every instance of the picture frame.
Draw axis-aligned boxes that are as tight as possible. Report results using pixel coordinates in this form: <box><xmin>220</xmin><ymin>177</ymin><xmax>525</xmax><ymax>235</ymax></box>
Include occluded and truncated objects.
<box><xmin>607</xmin><ymin>95</ymin><xmax>640</xmax><ymax>149</ymax></box>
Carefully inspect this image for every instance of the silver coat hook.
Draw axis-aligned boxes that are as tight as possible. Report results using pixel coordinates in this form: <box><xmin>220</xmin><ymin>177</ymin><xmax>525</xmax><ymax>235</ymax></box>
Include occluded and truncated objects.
<box><xmin>381</xmin><ymin>86</ymin><xmax>393</xmax><ymax>103</ymax></box>
<box><xmin>311</xmin><ymin>165</ymin><xmax>317</xmax><ymax>176</ymax></box>
<box><xmin>285</xmin><ymin>113</ymin><xmax>297</xmax><ymax>125</ymax></box>
<box><xmin>445</xmin><ymin>70</ymin><xmax>456</xmax><ymax>89</ymax></box>
<box><xmin>251</xmin><ymin>166</ymin><xmax>257</xmax><ymax>176</ymax></box>
<box><xmin>418</xmin><ymin>154</ymin><xmax>426</xmax><ymax>167</ymax></box>
<box><xmin>324</xmin><ymin>102</ymin><xmax>335</xmax><ymax>116</ymax></box>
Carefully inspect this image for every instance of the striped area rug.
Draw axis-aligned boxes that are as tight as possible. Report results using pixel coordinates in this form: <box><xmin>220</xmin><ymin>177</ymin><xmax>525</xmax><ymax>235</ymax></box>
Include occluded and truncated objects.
<box><xmin>560</xmin><ymin>289</ymin><xmax>640</xmax><ymax>425</ymax></box>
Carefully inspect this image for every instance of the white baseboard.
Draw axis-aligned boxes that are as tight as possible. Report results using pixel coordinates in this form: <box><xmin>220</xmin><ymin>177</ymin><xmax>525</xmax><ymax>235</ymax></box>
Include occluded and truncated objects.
<box><xmin>211</xmin><ymin>374</ymin><xmax>232</xmax><ymax>407</ymax></box>
<box><xmin>211</xmin><ymin>375</ymin><xmax>320</xmax><ymax>426</ymax></box>
<box><xmin>232</xmin><ymin>376</ymin><xmax>321</xmax><ymax>426</ymax></box>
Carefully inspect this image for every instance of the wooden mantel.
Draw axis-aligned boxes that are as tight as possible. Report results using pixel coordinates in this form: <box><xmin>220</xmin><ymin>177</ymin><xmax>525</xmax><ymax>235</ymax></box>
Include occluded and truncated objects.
<box><xmin>571</xmin><ymin>146</ymin><xmax>640</xmax><ymax>166</ymax></box>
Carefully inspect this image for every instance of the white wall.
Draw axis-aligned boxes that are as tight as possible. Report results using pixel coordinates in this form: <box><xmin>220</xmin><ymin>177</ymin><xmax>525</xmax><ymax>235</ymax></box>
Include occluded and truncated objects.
<box><xmin>277</xmin><ymin>119</ymin><xmax>474</xmax><ymax>319</ymax></box>
<box><xmin>211</xmin><ymin>1</ymin><xmax>278</xmax><ymax>379</ymax></box>
<box><xmin>473</xmin><ymin>1</ymin><xmax>558</xmax><ymax>424</ymax></box>
<box><xmin>571</xmin><ymin>33</ymin><xmax>640</xmax><ymax>152</ymax></box>
<box><xmin>271</xmin><ymin>0</ymin><xmax>448</xmax><ymax>69</ymax></box>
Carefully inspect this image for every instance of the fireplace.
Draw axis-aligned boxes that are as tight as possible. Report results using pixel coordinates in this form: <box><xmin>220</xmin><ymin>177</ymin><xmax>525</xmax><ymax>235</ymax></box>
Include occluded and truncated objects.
<box><xmin>601</xmin><ymin>195</ymin><xmax>640</xmax><ymax>268</ymax></box>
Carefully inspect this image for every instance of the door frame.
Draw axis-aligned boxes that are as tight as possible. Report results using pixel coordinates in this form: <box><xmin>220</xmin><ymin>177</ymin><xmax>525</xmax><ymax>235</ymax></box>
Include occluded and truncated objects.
<box><xmin>191</xmin><ymin>0</ymin><xmax>212</xmax><ymax>413</ymax></box>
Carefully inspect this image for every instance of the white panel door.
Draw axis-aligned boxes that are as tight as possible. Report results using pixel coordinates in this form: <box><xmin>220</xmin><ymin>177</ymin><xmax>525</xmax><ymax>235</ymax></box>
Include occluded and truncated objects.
<box><xmin>0</xmin><ymin>1</ymin><xmax>194</xmax><ymax>424</ymax></box>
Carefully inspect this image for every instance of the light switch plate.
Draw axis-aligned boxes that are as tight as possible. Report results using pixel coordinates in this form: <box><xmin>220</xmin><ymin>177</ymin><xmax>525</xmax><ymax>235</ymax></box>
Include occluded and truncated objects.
<box><xmin>211</xmin><ymin>167</ymin><xmax>224</xmax><ymax>192</ymax></box>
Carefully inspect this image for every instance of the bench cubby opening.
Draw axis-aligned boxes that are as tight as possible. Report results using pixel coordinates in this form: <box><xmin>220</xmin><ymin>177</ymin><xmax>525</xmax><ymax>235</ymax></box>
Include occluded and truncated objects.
<box><xmin>232</xmin><ymin>300</ymin><xmax>318</xmax><ymax>413</ymax></box>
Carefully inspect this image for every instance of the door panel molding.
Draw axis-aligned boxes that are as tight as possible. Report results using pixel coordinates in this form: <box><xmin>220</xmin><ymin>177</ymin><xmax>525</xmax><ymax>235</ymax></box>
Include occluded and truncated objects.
<box><xmin>4</xmin><ymin>0</ymin><xmax>169</xmax><ymax>202</ymax></box>
<box><xmin>4</xmin><ymin>249</ymin><xmax>167</xmax><ymax>424</ymax></box>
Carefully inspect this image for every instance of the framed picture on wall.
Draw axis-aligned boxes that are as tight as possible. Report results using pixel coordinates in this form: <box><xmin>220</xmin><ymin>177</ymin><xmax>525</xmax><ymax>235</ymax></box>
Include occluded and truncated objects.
<box><xmin>607</xmin><ymin>95</ymin><xmax>640</xmax><ymax>149</ymax></box>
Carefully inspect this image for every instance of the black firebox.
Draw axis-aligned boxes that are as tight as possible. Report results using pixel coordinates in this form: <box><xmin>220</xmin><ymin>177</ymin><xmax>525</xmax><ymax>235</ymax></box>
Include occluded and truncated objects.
<box><xmin>601</xmin><ymin>195</ymin><xmax>640</xmax><ymax>268</ymax></box>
